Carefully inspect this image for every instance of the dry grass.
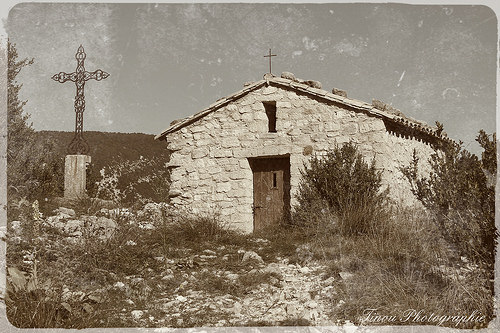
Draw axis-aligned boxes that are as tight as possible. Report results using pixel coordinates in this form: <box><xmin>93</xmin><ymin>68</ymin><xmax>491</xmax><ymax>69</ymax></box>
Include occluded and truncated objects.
<box><xmin>5</xmin><ymin>203</ymin><xmax>495</xmax><ymax>328</ymax></box>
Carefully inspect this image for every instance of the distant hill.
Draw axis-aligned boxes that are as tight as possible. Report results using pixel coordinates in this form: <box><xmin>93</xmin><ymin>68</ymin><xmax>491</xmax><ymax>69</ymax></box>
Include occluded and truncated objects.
<box><xmin>35</xmin><ymin>131</ymin><xmax>169</xmax><ymax>172</ymax></box>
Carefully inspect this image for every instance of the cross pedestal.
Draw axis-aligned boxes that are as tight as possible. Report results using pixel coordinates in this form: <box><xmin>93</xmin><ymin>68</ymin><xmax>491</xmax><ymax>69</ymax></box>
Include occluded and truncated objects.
<box><xmin>64</xmin><ymin>155</ymin><xmax>91</xmax><ymax>199</ymax></box>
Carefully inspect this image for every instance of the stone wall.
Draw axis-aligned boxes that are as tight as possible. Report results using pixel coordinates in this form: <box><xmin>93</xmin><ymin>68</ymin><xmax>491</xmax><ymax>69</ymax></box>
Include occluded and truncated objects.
<box><xmin>165</xmin><ymin>84</ymin><xmax>435</xmax><ymax>233</ymax></box>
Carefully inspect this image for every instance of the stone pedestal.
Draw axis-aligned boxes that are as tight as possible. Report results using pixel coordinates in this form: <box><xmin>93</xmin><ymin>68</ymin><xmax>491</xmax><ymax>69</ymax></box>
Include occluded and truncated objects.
<box><xmin>64</xmin><ymin>155</ymin><xmax>91</xmax><ymax>199</ymax></box>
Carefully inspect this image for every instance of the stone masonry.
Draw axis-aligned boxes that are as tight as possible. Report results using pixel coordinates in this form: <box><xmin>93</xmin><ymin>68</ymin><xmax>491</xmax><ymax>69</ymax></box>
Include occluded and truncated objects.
<box><xmin>156</xmin><ymin>73</ymin><xmax>448</xmax><ymax>233</ymax></box>
<box><xmin>64</xmin><ymin>154</ymin><xmax>91</xmax><ymax>199</ymax></box>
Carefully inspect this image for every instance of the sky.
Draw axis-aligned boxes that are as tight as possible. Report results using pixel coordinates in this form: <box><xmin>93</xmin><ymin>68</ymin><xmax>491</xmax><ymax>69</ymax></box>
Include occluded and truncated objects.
<box><xmin>4</xmin><ymin>2</ymin><xmax>498</xmax><ymax>154</ymax></box>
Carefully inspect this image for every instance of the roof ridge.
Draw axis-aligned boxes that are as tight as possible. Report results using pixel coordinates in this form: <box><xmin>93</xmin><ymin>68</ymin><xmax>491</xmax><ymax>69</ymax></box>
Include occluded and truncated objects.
<box><xmin>155</xmin><ymin>75</ymin><xmax>456</xmax><ymax>146</ymax></box>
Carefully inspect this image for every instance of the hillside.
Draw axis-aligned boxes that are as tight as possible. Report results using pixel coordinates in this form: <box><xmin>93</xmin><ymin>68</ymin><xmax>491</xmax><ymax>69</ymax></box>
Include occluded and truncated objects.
<box><xmin>35</xmin><ymin>131</ymin><xmax>169</xmax><ymax>172</ymax></box>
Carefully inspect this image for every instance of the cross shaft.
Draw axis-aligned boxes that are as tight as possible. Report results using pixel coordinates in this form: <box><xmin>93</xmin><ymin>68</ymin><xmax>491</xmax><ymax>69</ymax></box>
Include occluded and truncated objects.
<box><xmin>263</xmin><ymin>48</ymin><xmax>277</xmax><ymax>74</ymax></box>
<box><xmin>52</xmin><ymin>45</ymin><xmax>109</xmax><ymax>155</ymax></box>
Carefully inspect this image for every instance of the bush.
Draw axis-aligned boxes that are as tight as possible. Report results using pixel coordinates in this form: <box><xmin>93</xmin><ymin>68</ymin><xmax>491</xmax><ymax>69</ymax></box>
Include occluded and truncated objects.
<box><xmin>293</xmin><ymin>142</ymin><xmax>388</xmax><ymax>235</ymax></box>
<box><xmin>91</xmin><ymin>155</ymin><xmax>170</xmax><ymax>206</ymax></box>
<box><xmin>401</xmin><ymin>131</ymin><xmax>497</xmax><ymax>275</ymax></box>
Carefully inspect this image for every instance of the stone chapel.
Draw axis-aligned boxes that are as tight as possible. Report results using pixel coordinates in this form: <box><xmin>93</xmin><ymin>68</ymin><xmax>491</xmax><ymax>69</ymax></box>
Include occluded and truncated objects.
<box><xmin>155</xmin><ymin>72</ymin><xmax>452</xmax><ymax>233</ymax></box>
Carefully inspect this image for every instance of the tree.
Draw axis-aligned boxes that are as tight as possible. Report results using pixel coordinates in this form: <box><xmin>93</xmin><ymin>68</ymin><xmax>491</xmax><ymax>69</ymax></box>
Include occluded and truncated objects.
<box><xmin>7</xmin><ymin>41</ymin><xmax>63</xmax><ymax>220</ymax></box>
<box><xmin>402</xmin><ymin>131</ymin><xmax>497</xmax><ymax>274</ymax></box>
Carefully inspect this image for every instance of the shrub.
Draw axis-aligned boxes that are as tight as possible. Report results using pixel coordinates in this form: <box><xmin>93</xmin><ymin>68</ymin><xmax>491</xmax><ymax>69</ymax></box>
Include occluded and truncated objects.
<box><xmin>91</xmin><ymin>155</ymin><xmax>170</xmax><ymax>206</ymax></box>
<box><xmin>401</xmin><ymin>131</ymin><xmax>497</xmax><ymax>275</ymax></box>
<box><xmin>293</xmin><ymin>141</ymin><xmax>388</xmax><ymax>235</ymax></box>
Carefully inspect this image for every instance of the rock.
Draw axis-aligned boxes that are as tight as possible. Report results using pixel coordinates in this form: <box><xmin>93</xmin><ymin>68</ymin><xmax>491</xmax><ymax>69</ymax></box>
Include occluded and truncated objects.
<box><xmin>130</xmin><ymin>277</ymin><xmax>144</xmax><ymax>284</ymax></box>
<box><xmin>169</xmin><ymin>190</ymin><xmax>182</xmax><ymax>198</ymax></box>
<box><xmin>322</xmin><ymin>276</ymin><xmax>336</xmax><ymax>286</ymax></box>
<box><xmin>281</xmin><ymin>71</ymin><xmax>296</xmax><ymax>81</ymax></box>
<box><xmin>203</xmin><ymin>249</ymin><xmax>217</xmax><ymax>256</ymax></box>
<box><xmin>125</xmin><ymin>299</ymin><xmax>135</xmax><ymax>305</ymax></box>
<box><xmin>372</xmin><ymin>99</ymin><xmax>386</xmax><ymax>110</ymax></box>
<box><xmin>307</xmin><ymin>300</ymin><xmax>318</xmax><ymax>309</ymax></box>
<box><xmin>61</xmin><ymin>302</ymin><xmax>72</xmax><ymax>313</ymax></box>
<box><xmin>176</xmin><ymin>318</ymin><xmax>184</xmax><ymax>326</ymax></box>
<box><xmin>54</xmin><ymin>207</ymin><xmax>76</xmax><ymax>217</ymax></box>
<box><xmin>233</xmin><ymin>301</ymin><xmax>242</xmax><ymax>315</ymax></box>
<box><xmin>113</xmin><ymin>282</ymin><xmax>125</xmax><ymax>289</ymax></box>
<box><xmin>87</xmin><ymin>294</ymin><xmax>105</xmax><ymax>304</ymax></box>
<box><xmin>299</xmin><ymin>266</ymin><xmax>311</xmax><ymax>274</ymax></box>
<box><xmin>304</xmin><ymin>80</ymin><xmax>322</xmax><ymax>89</ymax></box>
<box><xmin>176</xmin><ymin>295</ymin><xmax>187</xmax><ymax>302</ymax></box>
<box><xmin>126</xmin><ymin>240</ymin><xmax>137</xmax><ymax>246</ymax></box>
<box><xmin>10</xmin><ymin>221</ymin><xmax>22</xmax><ymax>233</ymax></box>
<box><xmin>139</xmin><ymin>223</ymin><xmax>155</xmax><ymax>230</ymax></box>
<box><xmin>339</xmin><ymin>272</ymin><xmax>354</xmax><ymax>280</ymax></box>
<box><xmin>263</xmin><ymin>263</ymin><xmax>282</xmax><ymax>278</ymax></box>
<box><xmin>131</xmin><ymin>310</ymin><xmax>144</xmax><ymax>319</ymax></box>
<box><xmin>286</xmin><ymin>304</ymin><xmax>300</xmax><ymax>316</ymax></box>
<box><xmin>82</xmin><ymin>303</ymin><xmax>94</xmax><ymax>313</ymax></box>
<box><xmin>162</xmin><ymin>274</ymin><xmax>174</xmax><ymax>281</ymax></box>
<box><xmin>269</xmin><ymin>276</ymin><xmax>280</xmax><ymax>286</ymax></box>
<box><xmin>79</xmin><ymin>215</ymin><xmax>117</xmax><ymax>239</ymax></box>
<box><xmin>299</xmin><ymin>267</ymin><xmax>311</xmax><ymax>274</ymax></box>
<box><xmin>226</xmin><ymin>273</ymin><xmax>239</xmax><ymax>282</ymax></box>
<box><xmin>95</xmin><ymin>216</ymin><xmax>117</xmax><ymax>238</ymax></box>
<box><xmin>64</xmin><ymin>220</ymin><xmax>83</xmax><ymax>235</ymax></box>
<box><xmin>242</xmin><ymin>251</ymin><xmax>264</xmax><ymax>264</ymax></box>
<box><xmin>332</xmin><ymin>87</ymin><xmax>347</xmax><ymax>97</ymax></box>
<box><xmin>198</xmin><ymin>255</ymin><xmax>217</xmax><ymax>260</ymax></box>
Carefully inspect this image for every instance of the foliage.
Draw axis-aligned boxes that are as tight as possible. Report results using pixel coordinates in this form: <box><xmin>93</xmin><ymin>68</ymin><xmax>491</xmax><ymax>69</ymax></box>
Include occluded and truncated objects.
<box><xmin>293</xmin><ymin>141</ymin><xmax>388</xmax><ymax>235</ymax></box>
<box><xmin>91</xmin><ymin>155</ymin><xmax>170</xmax><ymax>206</ymax></box>
<box><xmin>7</xmin><ymin>41</ymin><xmax>64</xmax><ymax>220</ymax></box>
<box><xmin>35</xmin><ymin>130</ymin><xmax>169</xmax><ymax>173</ymax></box>
<box><xmin>401</xmin><ymin>131</ymin><xmax>497</xmax><ymax>273</ymax></box>
<box><xmin>326</xmin><ymin>207</ymin><xmax>493</xmax><ymax>328</ymax></box>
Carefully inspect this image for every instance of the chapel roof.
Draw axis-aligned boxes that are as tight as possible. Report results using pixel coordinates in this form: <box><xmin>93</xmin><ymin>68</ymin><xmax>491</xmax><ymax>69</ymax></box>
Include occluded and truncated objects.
<box><xmin>155</xmin><ymin>72</ymin><xmax>453</xmax><ymax>146</ymax></box>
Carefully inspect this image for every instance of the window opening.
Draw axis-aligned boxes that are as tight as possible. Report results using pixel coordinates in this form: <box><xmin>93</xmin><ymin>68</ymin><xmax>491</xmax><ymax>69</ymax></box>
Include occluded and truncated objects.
<box><xmin>263</xmin><ymin>101</ymin><xmax>277</xmax><ymax>132</ymax></box>
<box><xmin>272</xmin><ymin>172</ymin><xmax>277</xmax><ymax>188</ymax></box>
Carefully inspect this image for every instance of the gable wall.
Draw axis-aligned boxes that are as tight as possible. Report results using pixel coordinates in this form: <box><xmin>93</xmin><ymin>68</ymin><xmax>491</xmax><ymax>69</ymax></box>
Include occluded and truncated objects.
<box><xmin>165</xmin><ymin>85</ymin><xmax>434</xmax><ymax>233</ymax></box>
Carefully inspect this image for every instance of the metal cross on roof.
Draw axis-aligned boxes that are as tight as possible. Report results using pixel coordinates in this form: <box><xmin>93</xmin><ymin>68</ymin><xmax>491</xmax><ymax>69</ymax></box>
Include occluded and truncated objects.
<box><xmin>263</xmin><ymin>48</ymin><xmax>277</xmax><ymax>74</ymax></box>
<box><xmin>52</xmin><ymin>45</ymin><xmax>109</xmax><ymax>155</ymax></box>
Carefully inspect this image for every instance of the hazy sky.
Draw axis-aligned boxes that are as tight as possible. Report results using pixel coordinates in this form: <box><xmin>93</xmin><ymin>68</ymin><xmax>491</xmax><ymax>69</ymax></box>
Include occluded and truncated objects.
<box><xmin>5</xmin><ymin>2</ymin><xmax>497</xmax><ymax>153</ymax></box>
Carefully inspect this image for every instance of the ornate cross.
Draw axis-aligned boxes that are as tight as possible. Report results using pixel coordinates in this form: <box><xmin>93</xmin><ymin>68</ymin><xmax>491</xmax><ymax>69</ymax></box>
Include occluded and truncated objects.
<box><xmin>263</xmin><ymin>48</ymin><xmax>277</xmax><ymax>74</ymax></box>
<box><xmin>52</xmin><ymin>45</ymin><xmax>109</xmax><ymax>155</ymax></box>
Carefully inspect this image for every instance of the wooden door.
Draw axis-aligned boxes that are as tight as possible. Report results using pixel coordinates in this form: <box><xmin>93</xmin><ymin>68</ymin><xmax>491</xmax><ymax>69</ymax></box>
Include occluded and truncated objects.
<box><xmin>249</xmin><ymin>157</ymin><xmax>290</xmax><ymax>232</ymax></box>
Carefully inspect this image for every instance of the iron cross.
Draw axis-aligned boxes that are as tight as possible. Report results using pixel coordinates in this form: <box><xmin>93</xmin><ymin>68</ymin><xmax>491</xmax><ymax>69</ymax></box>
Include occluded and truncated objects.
<box><xmin>263</xmin><ymin>48</ymin><xmax>277</xmax><ymax>74</ymax></box>
<box><xmin>52</xmin><ymin>45</ymin><xmax>109</xmax><ymax>155</ymax></box>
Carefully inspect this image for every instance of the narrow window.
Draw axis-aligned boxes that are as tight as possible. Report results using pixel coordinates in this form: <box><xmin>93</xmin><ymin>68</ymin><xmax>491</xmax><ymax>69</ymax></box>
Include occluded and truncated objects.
<box><xmin>272</xmin><ymin>172</ymin><xmax>277</xmax><ymax>188</ymax></box>
<box><xmin>263</xmin><ymin>101</ymin><xmax>277</xmax><ymax>132</ymax></box>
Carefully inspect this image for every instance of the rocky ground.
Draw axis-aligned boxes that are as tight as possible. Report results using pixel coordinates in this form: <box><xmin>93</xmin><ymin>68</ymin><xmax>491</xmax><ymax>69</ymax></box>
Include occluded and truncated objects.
<box><xmin>117</xmin><ymin>251</ymin><xmax>340</xmax><ymax>327</ymax></box>
<box><xmin>4</xmin><ymin>203</ymin><xmax>353</xmax><ymax>328</ymax></box>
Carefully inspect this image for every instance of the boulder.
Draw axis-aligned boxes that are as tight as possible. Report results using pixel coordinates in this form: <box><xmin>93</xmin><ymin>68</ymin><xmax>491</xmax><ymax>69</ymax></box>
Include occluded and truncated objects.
<box><xmin>304</xmin><ymin>80</ymin><xmax>322</xmax><ymax>89</ymax></box>
<box><xmin>372</xmin><ymin>99</ymin><xmax>386</xmax><ymax>110</ymax></box>
<box><xmin>263</xmin><ymin>263</ymin><xmax>282</xmax><ymax>278</ymax></box>
<box><xmin>332</xmin><ymin>87</ymin><xmax>347</xmax><ymax>97</ymax></box>
<box><xmin>339</xmin><ymin>271</ymin><xmax>354</xmax><ymax>280</ymax></box>
<box><xmin>281</xmin><ymin>71</ymin><xmax>296</xmax><ymax>81</ymax></box>
<box><xmin>242</xmin><ymin>251</ymin><xmax>264</xmax><ymax>264</ymax></box>
<box><xmin>131</xmin><ymin>310</ymin><xmax>144</xmax><ymax>320</ymax></box>
<box><xmin>54</xmin><ymin>207</ymin><xmax>76</xmax><ymax>217</ymax></box>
